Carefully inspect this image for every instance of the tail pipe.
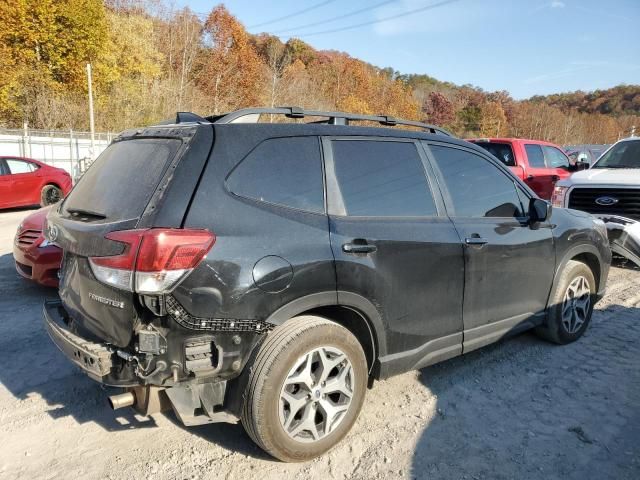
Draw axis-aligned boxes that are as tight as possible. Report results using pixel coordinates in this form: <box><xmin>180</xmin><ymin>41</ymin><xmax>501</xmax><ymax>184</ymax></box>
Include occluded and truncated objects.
<box><xmin>108</xmin><ymin>391</ymin><xmax>136</xmax><ymax>410</ymax></box>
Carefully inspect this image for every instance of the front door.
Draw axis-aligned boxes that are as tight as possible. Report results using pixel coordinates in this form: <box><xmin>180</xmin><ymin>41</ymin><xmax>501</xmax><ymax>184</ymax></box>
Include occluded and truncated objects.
<box><xmin>5</xmin><ymin>158</ymin><xmax>40</xmax><ymax>206</ymax></box>
<box><xmin>426</xmin><ymin>143</ymin><xmax>555</xmax><ymax>352</ymax></box>
<box><xmin>323</xmin><ymin>137</ymin><xmax>464</xmax><ymax>371</ymax></box>
<box><xmin>522</xmin><ymin>143</ymin><xmax>562</xmax><ymax>200</ymax></box>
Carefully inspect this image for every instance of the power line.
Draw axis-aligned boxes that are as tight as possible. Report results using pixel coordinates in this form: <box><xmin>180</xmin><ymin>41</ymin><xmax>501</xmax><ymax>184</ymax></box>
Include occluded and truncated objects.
<box><xmin>285</xmin><ymin>0</ymin><xmax>462</xmax><ymax>37</ymax></box>
<box><xmin>267</xmin><ymin>0</ymin><xmax>398</xmax><ymax>35</ymax></box>
<box><xmin>248</xmin><ymin>0</ymin><xmax>339</xmax><ymax>29</ymax></box>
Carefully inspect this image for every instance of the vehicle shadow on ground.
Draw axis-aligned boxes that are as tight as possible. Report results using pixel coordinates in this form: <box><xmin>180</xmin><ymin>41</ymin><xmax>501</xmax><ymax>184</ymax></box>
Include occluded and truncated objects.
<box><xmin>165</xmin><ymin>414</ymin><xmax>272</xmax><ymax>460</ymax></box>
<box><xmin>0</xmin><ymin>253</ymin><xmax>157</xmax><ymax>432</ymax></box>
<box><xmin>411</xmin><ymin>301</ymin><xmax>640</xmax><ymax>480</ymax></box>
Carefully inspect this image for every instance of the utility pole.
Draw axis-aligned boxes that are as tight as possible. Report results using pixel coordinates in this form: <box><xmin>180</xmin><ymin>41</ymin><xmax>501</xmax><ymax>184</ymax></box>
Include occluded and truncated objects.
<box><xmin>86</xmin><ymin>63</ymin><xmax>96</xmax><ymax>160</ymax></box>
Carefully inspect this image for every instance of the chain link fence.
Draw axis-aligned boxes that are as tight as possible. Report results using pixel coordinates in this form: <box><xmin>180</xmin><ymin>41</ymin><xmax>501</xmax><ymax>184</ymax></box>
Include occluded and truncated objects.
<box><xmin>0</xmin><ymin>127</ymin><xmax>115</xmax><ymax>180</ymax></box>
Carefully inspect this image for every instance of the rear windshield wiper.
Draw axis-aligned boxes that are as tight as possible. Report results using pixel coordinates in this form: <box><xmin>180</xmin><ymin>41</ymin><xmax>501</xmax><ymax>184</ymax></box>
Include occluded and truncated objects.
<box><xmin>66</xmin><ymin>207</ymin><xmax>107</xmax><ymax>221</ymax></box>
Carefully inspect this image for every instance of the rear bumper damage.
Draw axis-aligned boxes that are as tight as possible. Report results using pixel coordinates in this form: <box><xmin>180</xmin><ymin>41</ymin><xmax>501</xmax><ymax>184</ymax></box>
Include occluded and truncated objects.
<box><xmin>596</xmin><ymin>215</ymin><xmax>640</xmax><ymax>267</ymax></box>
<box><xmin>43</xmin><ymin>298</ymin><xmax>257</xmax><ymax>425</ymax></box>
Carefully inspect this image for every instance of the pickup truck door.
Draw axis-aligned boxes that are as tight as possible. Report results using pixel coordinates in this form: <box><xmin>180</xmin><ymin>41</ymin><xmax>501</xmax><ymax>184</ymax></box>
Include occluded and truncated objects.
<box><xmin>425</xmin><ymin>142</ymin><xmax>555</xmax><ymax>353</ymax></box>
<box><xmin>521</xmin><ymin>144</ymin><xmax>560</xmax><ymax>200</ymax></box>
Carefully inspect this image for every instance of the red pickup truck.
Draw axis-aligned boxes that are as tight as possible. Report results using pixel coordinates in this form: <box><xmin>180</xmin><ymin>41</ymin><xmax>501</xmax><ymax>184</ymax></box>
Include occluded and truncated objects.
<box><xmin>467</xmin><ymin>138</ymin><xmax>576</xmax><ymax>200</ymax></box>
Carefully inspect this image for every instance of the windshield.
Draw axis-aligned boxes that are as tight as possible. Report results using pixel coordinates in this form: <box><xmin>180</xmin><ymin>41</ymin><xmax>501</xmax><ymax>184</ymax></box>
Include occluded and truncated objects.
<box><xmin>592</xmin><ymin>140</ymin><xmax>640</xmax><ymax>169</ymax></box>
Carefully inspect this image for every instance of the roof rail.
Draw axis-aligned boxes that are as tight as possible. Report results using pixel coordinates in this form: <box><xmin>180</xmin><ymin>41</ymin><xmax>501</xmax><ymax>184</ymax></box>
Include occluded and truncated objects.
<box><xmin>206</xmin><ymin>107</ymin><xmax>453</xmax><ymax>136</ymax></box>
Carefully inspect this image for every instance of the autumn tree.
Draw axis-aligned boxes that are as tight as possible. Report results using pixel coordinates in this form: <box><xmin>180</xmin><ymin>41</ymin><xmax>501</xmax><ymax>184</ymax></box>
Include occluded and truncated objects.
<box><xmin>422</xmin><ymin>91</ymin><xmax>455</xmax><ymax>126</ymax></box>
<box><xmin>479</xmin><ymin>101</ymin><xmax>507</xmax><ymax>137</ymax></box>
<box><xmin>0</xmin><ymin>0</ymin><xmax>108</xmax><ymax>127</ymax></box>
<box><xmin>197</xmin><ymin>5</ymin><xmax>262</xmax><ymax>114</ymax></box>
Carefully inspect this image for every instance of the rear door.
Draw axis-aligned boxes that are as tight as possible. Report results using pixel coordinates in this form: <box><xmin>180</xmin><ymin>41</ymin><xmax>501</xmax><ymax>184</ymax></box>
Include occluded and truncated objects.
<box><xmin>426</xmin><ymin>143</ymin><xmax>554</xmax><ymax>352</ymax></box>
<box><xmin>323</xmin><ymin>137</ymin><xmax>464</xmax><ymax>365</ymax></box>
<box><xmin>46</xmin><ymin>126</ymin><xmax>212</xmax><ymax>347</ymax></box>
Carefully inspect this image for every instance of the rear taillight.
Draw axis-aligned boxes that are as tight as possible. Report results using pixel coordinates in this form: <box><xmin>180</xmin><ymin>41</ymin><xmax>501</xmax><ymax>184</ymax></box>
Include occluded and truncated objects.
<box><xmin>88</xmin><ymin>229</ymin><xmax>215</xmax><ymax>293</ymax></box>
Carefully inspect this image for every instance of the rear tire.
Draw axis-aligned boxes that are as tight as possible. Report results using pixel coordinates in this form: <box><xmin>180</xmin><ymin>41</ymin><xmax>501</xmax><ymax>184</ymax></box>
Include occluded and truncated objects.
<box><xmin>535</xmin><ymin>260</ymin><xmax>596</xmax><ymax>344</ymax></box>
<box><xmin>41</xmin><ymin>184</ymin><xmax>62</xmax><ymax>206</ymax></box>
<box><xmin>241</xmin><ymin>316</ymin><xmax>367</xmax><ymax>462</ymax></box>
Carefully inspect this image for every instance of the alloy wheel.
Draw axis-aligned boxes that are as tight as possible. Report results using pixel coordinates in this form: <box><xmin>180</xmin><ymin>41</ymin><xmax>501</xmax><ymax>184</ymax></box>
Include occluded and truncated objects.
<box><xmin>561</xmin><ymin>275</ymin><xmax>591</xmax><ymax>334</ymax></box>
<box><xmin>278</xmin><ymin>346</ymin><xmax>354</xmax><ymax>443</ymax></box>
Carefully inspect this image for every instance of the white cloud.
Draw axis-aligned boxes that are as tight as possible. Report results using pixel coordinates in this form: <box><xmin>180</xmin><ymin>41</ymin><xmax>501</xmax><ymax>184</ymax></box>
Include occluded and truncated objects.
<box><xmin>551</xmin><ymin>1</ymin><xmax>566</xmax><ymax>8</ymax></box>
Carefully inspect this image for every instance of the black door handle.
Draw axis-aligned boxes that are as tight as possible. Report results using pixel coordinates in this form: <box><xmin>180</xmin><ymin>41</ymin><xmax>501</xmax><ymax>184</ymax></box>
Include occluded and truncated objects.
<box><xmin>343</xmin><ymin>242</ymin><xmax>377</xmax><ymax>254</ymax></box>
<box><xmin>465</xmin><ymin>236</ymin><xmax>488</xmax><ymax>245</ymax></box>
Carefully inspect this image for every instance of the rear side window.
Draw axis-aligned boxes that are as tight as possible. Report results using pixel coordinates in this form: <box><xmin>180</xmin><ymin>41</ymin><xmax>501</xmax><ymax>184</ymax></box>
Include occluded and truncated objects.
<box><xmin>64</xmin><ymin>138</ymin><xmax>181</xmax><ymax>221</ymax></box>
<box><xmin>227</xmin><ymin>137</ymin><xmax>324</xmax><ymax>214</ymax></box>
<box><xmin>430</xmin><ymin>145</ymin><xmax>525</xmax><ymax>218</ymax></box>
<box><xmin>524</xmin><ymin>144</ymin><xmax>546</xmax><ymax>168</ymax></box>
<box><xmin>331</xmin><ymin>140</ymin><xmax>437</xmax><ymax>217</ymax></box>
<box><xmin>472</xmin><ymin>142</ymin><xmax>516</xmax><ymax>167</ymax></box>
<box><xmin>6</xmin><ymin>159</ymin><xmax>36</xmax><ymax>173</ymax></box>
<box><xmin>543</xmin><ymin>146</ymin><xmax>569</xmax><ymax>168</ymax></box>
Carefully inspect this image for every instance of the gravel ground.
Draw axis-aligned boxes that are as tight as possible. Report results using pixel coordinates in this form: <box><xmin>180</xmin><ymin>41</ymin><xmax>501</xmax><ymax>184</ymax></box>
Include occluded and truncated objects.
<box><xmin>0</xmin><ymin>208</ymin><xmax>638</xmax><ymax>480</ymax></box>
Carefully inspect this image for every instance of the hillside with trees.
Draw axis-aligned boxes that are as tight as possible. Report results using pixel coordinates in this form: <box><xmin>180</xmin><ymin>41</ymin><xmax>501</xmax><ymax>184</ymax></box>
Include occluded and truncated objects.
<box><xmin>1</xmin><ymin>0</ymin><xmax>637</xmax><ymax>145</ymax></box>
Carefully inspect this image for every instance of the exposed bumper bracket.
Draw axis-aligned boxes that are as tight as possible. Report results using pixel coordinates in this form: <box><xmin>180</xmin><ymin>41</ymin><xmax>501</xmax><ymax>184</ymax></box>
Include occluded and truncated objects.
<box><xmin>43</xmin><ymin>300</ymin><xmax>114</xmax><ymax>380</ymax></box>
<box><xmin>597</xmin><ymin>215</ymin><xmax>640</xmax><ymax>267</ymax></box>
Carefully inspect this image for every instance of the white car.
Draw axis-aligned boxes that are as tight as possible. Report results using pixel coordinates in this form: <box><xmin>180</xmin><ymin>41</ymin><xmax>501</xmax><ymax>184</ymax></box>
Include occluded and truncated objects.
<box><xmin>552</xmin><ymin>137</ymin><xmax>640</xmax><ymax>267</ymax></box>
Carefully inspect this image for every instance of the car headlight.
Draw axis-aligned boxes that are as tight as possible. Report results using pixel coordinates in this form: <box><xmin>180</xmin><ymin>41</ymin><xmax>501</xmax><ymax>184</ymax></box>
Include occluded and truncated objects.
<box><xmin>551</xmin><ymin>185</ymin><xmax>569</xmax><ymax>207</ymax></box>
<box><xmin>39</xmin><ymin>239</ymin><xmax>51</xmax><ymax>248</ymax></box>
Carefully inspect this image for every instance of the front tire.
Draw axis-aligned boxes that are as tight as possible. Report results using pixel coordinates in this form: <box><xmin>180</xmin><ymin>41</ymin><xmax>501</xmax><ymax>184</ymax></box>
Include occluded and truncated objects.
<box><xmin>241</xmin><ymin>316</ymin><xmax>367</xmax><ymax>462</ymax></box>
<box><xmin>536</xmin><ymin>260</ymin><xmax>596</xmax><ymax>344</ymax></box>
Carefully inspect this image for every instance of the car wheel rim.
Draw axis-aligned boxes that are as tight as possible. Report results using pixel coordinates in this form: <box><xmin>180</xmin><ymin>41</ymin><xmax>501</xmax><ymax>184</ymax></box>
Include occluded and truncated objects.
<box><xmin>278</xmin><ymin>346</ymin><xmax>354</xmax><ymax>443</ymax></box>
<box><xmin>561</xmin><ymin>275</ymin><xmax>591</xmax><ymax>334</ymax></box>
<box><xmin>46</xmin><ymin>188</ymin><xmax>61</xmax><ymax>204</ymax></box>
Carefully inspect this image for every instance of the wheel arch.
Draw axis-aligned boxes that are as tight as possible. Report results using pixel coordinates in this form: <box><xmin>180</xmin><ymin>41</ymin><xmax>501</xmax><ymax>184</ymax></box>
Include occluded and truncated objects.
<box><xmin>550</xmin><ymin>244</ymin><xmax>604</xmax><ymax>307</ymax></box>
<box><xmin>265</xmin><ymin>291</ymin><xmax>387</xmax><ymax>375</ymax></box>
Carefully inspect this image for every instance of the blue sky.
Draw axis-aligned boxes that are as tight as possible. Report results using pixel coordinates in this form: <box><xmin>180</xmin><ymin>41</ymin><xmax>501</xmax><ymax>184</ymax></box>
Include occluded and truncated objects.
<box><xmin>177</xmin><ymin>0</ymin><xmax>640</xmax><ymax>99</ymax></box>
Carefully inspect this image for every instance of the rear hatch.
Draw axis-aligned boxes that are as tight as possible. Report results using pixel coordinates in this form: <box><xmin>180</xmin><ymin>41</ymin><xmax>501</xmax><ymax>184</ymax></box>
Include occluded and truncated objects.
<box><xmin>46</xmin><ymin>124</ymin><xmax>213</xmax><ymax>347</ymax></box>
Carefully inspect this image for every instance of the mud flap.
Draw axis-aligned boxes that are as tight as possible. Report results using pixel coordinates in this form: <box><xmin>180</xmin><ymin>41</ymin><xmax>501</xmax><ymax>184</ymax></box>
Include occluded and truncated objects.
<box><xmin>165</xmin><ymin>381</ymin><xmax>238</xmax><ymax>426</ymax></box>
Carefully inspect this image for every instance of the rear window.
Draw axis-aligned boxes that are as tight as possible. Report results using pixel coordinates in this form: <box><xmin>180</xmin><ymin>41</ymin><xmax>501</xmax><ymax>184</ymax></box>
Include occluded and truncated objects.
<box><xmin>524</xmin><ymin>144</ymin><xmax>546</xmax><ymax>168</ymax></box>
<box><xmin>472</xmin><ymin>142</ymin><xmax>516</xmax><ymax>167</ymax></box>
<box><xmin>226</xmin><ymin>136</ymin><xmax>324</xmax><ymax>213</ymax></box>
<box><xmin>63</xmin><ymin>138</ymin><xmax>181</xmax><ymax>221</ymax></box>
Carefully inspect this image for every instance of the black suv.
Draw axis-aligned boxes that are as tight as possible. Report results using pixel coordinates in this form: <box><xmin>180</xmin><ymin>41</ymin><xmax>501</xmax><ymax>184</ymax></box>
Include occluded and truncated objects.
<box><xmin>43</xmin><ymin>107</ymin><xmax>611</xmax><ymax>462</ymax></box>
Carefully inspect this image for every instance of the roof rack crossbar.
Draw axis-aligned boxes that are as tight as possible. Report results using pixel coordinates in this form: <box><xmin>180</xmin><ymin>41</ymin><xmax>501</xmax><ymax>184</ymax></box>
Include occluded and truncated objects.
<box><xmin>207</xmin><ymin>107</ymin><xmax>453</xmax><ymax>136</ymax></box>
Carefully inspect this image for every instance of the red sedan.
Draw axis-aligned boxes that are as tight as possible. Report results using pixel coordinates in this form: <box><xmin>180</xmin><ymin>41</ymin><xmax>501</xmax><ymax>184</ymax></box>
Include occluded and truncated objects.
<box><xmin>13</xmin><ymin>207</ymin><xmax>62</xmax><ymax>287</ymax></box>
<box><xmin>0</xmin><ymin>156</ymin><xmax>72</xmax><ymax>209</ymax></box>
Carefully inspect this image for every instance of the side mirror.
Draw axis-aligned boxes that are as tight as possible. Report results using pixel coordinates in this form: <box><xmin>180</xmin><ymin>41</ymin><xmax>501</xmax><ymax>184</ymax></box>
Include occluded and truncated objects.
<box><xmin>575</xmin><ymin>160</ymin><xmax>589</xmax><ymax>171</ymax></box>
<box><xmin>529</xmin><ymin>198</ymin><xmax>552</xmax><ymax>223</ymax></box>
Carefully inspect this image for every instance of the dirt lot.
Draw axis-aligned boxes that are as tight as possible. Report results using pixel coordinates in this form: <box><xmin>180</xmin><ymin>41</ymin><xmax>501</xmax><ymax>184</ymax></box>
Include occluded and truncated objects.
<box><xmin>0</xmin><ymin>208</ymin><xmax>638</xmax><ymax>480</ymax></box>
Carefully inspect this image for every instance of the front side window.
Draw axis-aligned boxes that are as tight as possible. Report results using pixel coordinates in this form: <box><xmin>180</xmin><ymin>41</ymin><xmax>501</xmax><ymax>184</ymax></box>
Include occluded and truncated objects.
<box><xmin>6</xmin><ymin>159</ymin><xmax>34</xmax><ymax>174</ymax></box>
<box><xmin>543</xmin><ymin>146</ymin><xmax>570</xmax><ymax>168</ymax></box>
<box><xmin>524</xmin><ymin>144</ymin><xmax>546</xmax><ymax>168</ymax></box>
<box><xmin>331</xmin><ymin>140</ymin><xmax>437</xmax><ymax>217</ymax></box>
<box><xmin>227</xmin><ymin>136</ymin><xmax>325</xmax><ymax>213</ymax></box>
<box><xmin>429</xmin><ymin>145</ymin><xmax>525</xmax><ymax>218</ymax></box>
